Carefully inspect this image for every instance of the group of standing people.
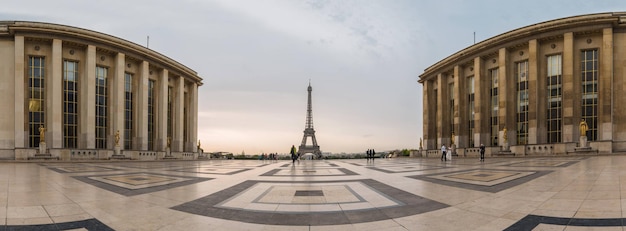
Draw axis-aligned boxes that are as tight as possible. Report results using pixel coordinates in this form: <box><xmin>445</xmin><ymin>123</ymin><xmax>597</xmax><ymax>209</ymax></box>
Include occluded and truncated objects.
<box><xmin>259</xmin><ymin>153</ymin><xmax>278</xmax><ymax>160</ymax></box>
<box><xmin>366</xmin><ymin>149</ymin><xmax>376</xmax><ymax>161</ymax></box>
<box><xmin>440</xmin><ymin>144</ymin><xmax>486</xmax><ymax>161</ymax></box>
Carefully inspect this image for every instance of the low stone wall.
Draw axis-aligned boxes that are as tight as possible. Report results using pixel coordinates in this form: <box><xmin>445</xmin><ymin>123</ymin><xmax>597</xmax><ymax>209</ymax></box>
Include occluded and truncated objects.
<box><xmin>137</xmin><ymin>152</ymin><xmax>159</xmax><ymax>160</ymax></box>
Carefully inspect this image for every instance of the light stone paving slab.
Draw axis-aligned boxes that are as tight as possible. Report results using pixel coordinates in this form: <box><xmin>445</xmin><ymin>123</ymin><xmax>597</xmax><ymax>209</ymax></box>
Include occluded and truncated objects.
<box><xmin>3</xmin><ymin>157</ymin><xmax>626</xmax><ymax>229</ymax></box>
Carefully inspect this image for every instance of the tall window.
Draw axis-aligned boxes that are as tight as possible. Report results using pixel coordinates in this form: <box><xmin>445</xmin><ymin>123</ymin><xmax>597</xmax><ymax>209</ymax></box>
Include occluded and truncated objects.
<box><xmin>63</xmin><ymin>60</ymin><xmax>79</xmax><ymax>148</ymax></box>
<box><xmin>148</xmin><ymin>80</ymin><xmax>155</xmax><ymax>150</ymax></box>
<box><xmin>467</xmin><ymin>76</ymin><xmax>475</xmax><ymax>147</ymax></box>
<box><xmin>95</xmin><ymin>66</ymin><xmax>108</xmax><ymax>149</ymax></box>
<box><xmin>28</xmin><ymin>56</ymin><xmax>45</xmax><ymax>147</ymax></box>
<box><xmin>124</xmin><ymin>73</ymin><xmax>133</xmax><ymax>149</ymax></box>
<box><xmin>581</xmin><ymin>49</ymin><xmax>598</xmax><ymax>141</ymax></box>
<box><xmin>449</xmin><ymin>82</ymin><xmax>454</xmax><ymax>139</ymax></box>
<box><xmin>167</xmin><ymin>86</ymin><xmax>173</xmax><ymax>142</ymax></box>
<box><xmin>547</xmin><ymin>54</ymin><xmax>562</xmax><ymax>143</ymax></box>
<box><xmin>516</xmin><ymin>61</ymin><xmax>529</xmax><ymax>145</ymax></box>
<box><xmin>490</xmin><ymin>68</ymin><xmax>499</xmax><ymax>146</ymax></box>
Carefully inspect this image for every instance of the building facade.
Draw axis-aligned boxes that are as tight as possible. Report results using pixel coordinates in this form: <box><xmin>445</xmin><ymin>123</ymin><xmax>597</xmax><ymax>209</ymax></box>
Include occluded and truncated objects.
<box><xmin>0</xmin><ymin>21</ymin><xmax>202</xmax><ymax>160</ymax></box>
<box><xmin>419</xmin><ymin>12</ymin><xmax>626</xmax><ymax>156</ymax></box>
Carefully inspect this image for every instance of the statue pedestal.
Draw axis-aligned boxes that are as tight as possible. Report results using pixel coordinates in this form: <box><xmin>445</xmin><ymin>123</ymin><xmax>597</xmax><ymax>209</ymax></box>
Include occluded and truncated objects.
<box><xmin>38</xmin><ymin>142</ymin><xmax>47</xmax><ymax>154</ymax></box>
<box><xmin>574</xmin><ymin>136</ymin><xmax>596</xmax><ymax>154</ymax></box>
<box><xmin>493</xmin><ymin>142</ymin><xmax>514</xmax><ymax>157</ymax></box>
<box><xmin>111</xmin><ymin>146</ymin><xmax>130</xmax><ymax>160</ymax></box>
<box><xmin>450</xmin><ymin>145</ymin><xmax>457</xmax><ymax>156</ymax></box>
<box><xmin>198</xmin><ymin>149</ymin><xmax>208</xmax><ymax>159</ymax></box>
<box><xmin>29</xmin><ymin>142</ymin><xmax>58</xmax><ymax>160</ymax></box>
<box><xmin>579</xmin><ymin>136</ymin><xmax>588</xmax><ymax>148</ymax></box>
<box><xmin>163</xmin><ymin>147</ymin><xmax>177</xmax><ymax>159</ymax></box>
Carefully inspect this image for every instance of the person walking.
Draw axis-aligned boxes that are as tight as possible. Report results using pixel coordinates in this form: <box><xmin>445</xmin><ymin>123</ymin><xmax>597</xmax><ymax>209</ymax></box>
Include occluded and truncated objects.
<box><xmin>441</xmin><ymin>144</ymin><xmax>447</xmax><ymax>161</ymax></box>
<box><xmin>290</xmin><ymin>145</ymin><xmax>298</xmax><ymax>164</ymax></box>
<box><xmin>479</xmin><ymin>144</ymin><xmax>485</xmax><ymax>161</ymax></box>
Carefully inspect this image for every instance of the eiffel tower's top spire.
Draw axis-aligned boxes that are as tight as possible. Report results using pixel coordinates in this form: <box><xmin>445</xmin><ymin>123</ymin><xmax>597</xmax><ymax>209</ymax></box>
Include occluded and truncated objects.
<box><xmin>305</xmin><ymin>81</ymin><xmax>313</xmax><ymax>129</ymax></box>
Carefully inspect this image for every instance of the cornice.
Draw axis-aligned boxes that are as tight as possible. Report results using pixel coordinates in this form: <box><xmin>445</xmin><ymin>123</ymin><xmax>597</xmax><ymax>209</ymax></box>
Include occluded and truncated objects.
<box><xmin>419</xmin><ymin>12</ymin><xmax>625</xmax><ymax>83</ymax></box>
<box><xmin>0</xmin><ymin>21</ymin><xmax>203</xmax><ymax>86</ymax></box>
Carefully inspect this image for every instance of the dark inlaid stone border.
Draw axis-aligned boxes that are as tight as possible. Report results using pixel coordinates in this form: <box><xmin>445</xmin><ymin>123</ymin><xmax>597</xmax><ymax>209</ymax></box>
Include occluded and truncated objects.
<box><xmin>366</xmin><ymin>165</ymin><xmax>448</xmax><ymax>173</ymax></box>
<box><xmin>295</xmin><ymin>190</ymin><xmax>324</xmax><ymax>196</ymax></box>
<box><xmin>500</xmin><ymin>160</ymin><xmax>579</xmax><ymax>167</ymax></box>
<box><xmin>5</xmin><ymin>218</ymin><xmax>113</xmax><ymax>231</ymax></box>
<box><xmin>72</xmin><ymin>172</ymin><xmax>212</xmax><ymax>196</ymax></box>
<box><xmin>408</xmin><ymin>169</ymin><xmax>552</xmax><ymax>193</ymax></box>
<box><xmin>260</xmin><ymin>168</ymin><xmax>358</xmax><ymax>176</ymax></box>
<box><xmin>47</xmin><ymin>165</ymin><xmax>121</xmax><ymax>173</ymax></box>
<box><xmin>280</xmin><ymin>162</ymin><xmax>339</xmax><ymax>167</ymax></box>
<box><xmin>171</xmin><ymin>179</ymin><xmax>449</xmax><ymax>226</ymax></box>
<box><xmin>505</xmin><ymin>215</ymin><xmax>625</xmax><ymax>230</ymax></box>
<box><xmin>171</xmin><ymin>167</ymin><xmax>252</xmax><ymax>175</ymax></box>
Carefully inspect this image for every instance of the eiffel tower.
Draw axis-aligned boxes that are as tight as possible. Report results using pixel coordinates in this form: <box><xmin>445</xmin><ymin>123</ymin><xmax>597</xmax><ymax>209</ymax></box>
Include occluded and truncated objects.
<box><xmin>298</xmin><ymin>82</ymin><xmax>322</xmax><ymax>158</ymax></box>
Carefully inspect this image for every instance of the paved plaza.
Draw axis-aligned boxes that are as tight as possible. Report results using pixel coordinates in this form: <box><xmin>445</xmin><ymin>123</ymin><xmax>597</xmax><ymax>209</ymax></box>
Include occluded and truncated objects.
<box><xmin>1</xmin><ymin>156</ymin><xmax>626</xmax><ymax>230</ymax></box>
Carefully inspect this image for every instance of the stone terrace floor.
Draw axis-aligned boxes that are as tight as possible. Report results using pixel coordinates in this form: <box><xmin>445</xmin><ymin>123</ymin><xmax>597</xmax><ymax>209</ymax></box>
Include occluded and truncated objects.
<box><xmin>1</xmin><ymin>156</ymin><xmax>626</xmax><ymax>230</ymax></box>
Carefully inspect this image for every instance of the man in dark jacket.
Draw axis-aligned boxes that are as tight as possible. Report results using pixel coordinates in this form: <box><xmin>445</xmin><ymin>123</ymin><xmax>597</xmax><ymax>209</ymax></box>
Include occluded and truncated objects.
<box><xmin>290</xmin><ymin>145</ymin><xmax>298</xmax><ymax>164</ymax></box>
<box><xmin>479</xmin><ymin>144</ymin><xmax>485</xmax><ymax>161</ymax></box>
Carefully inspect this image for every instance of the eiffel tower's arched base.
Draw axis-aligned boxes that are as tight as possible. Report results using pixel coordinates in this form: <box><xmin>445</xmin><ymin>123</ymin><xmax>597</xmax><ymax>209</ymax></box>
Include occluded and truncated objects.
<box><xmin>298</xmin><ymin>146</ymin><xmax>322</xmax><ymax>159</ymax></box>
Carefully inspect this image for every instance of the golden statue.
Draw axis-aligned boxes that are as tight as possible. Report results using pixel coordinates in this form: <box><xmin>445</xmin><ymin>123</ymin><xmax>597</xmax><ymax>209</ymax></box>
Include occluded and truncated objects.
<box><xmin>451</xmin><ymin>132</ymin><xmax>455</xmax><ymax>145</ymax></box>
<box><xmin>579</xmin><ymin>119</ymin><xmax>588</xmax><ymax>137</ymax></box>
<box><xmin>38</xmin><ymin>125</ymin><xmax>46</xmax><ymax>143</ymax></box>
<box><xmin>114</xmin><ymin>130</ymin><xmax>120</xmax><ymax>146</ymax></box>
<box><xmin>503</xmin><ymin>127</ymin><xmax>508</xmax><ymax>142</ymax></box>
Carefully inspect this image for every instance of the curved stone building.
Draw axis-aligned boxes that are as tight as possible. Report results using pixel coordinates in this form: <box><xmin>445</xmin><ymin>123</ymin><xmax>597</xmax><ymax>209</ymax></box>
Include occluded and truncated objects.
<box><xmin>419</xmin><ymin>12</ymin><xmax>626</xmax><ymax>156</ymax></box>
<box><xmin>0</xmin><ymin>21</ymin><xmax>202</xmax><ymax>160</ymax></box>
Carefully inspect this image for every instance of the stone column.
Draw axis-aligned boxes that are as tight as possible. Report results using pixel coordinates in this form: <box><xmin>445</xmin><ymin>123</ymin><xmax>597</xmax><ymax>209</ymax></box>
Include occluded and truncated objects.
<box><xmin>14</xmin><ymin>36</ymin><xmax>25</xmax><ymax>148</ymax></box>
<box><xmin>174</xmin><ymin>76</ymin><xmax>184</xmax><ymax>152</ymax></box>
<box><xmin>49</xmin><ymin>39</ymin><xmax>63</xmax><ymax>148</ymax></box>
<box><xmin>535</xmin><ymin>43</ymin><xmax>547</xmax><ymax>144</ymax></box>
<box><xmin>498</xmin><ymin>48</ymin><xmax>513</xmax><ymax>145</ymax></box>
<box><xmin>527</xmin><ymin>39</ymin><xmax>539</xmax><ymax>144</ymax></box>
<box><xmin>436</xmin><ymin>73</ymin><xmax>447</xmax><ymax>146</ymax></box>
<box><xmin>562</xmin><ymin>32</ymin><xmax>575</xmax><ymax>142</ymax></box>
<box><xmin>80</xmin><ymin>45</ymin><xmax>96</xmax><ymax>149</ymax></box>
<box><xmin>423</xmin><ymin>79</ymin><xmax>434</xmax><ymax>149</ymax></box>
<box><xmin>0</xmin><ymin>40</ymin><xmax>15</xmax><ymax>150</ymax></box>
<box><xmin>474</xmin><ymin>57</ymin><xmax>488</xmax><ymax>146</ymax></box>
<box><xmin>600</xmin><ymin>28</ymin><xmax>613</xmax><ymax>141</ymax></box>
<box><xmin>190</xmin><ymin>82</ymin><xmax>198</xmax><ymax>152</ymax></box>
<box><xmin>113</xmin><ymin>53</ymin><xmax>125</xmax><ymax>149</ymax></box>
<box><xmin>453</xmin><ymin>65</ymin><xmax>466</xmax><ymax>148</ymax></box>
<box><xmin>136</xmin><ymin>61</ymin><xmax>149</xmax><ymax>150</ymax></box>
<box><xmin>157</xmin><ymin>69</ymin><xmax>168</xmax><ymax>151</ymax></box>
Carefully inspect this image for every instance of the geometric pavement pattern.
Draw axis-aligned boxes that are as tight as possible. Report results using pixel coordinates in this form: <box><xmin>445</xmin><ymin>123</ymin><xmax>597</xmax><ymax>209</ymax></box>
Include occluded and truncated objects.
<box><xmin>171</xmin><ymin>179</ymin><xmax>449</xmax><ymax>225</ymax></box>
<box><xmin>408</xmin><ymin>168</ymin><xmax>553</xmax><ymax>193</ymax></box>
<box><xmin>72</xmin><ymin>172</ymin><xmax>213</xmax><ymax>196</ymax></box>
<box><xmin>7</xmin><ymin>156</ymin><xmax>626</xmax><ymax>230</ymax></box>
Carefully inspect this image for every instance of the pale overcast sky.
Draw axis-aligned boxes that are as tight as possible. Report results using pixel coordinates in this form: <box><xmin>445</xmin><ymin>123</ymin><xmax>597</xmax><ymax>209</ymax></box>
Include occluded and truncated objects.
<box><xmin>3</xmin><ymin>1</ymin><xmax>626</xmax><ymax>154</ymax></box>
